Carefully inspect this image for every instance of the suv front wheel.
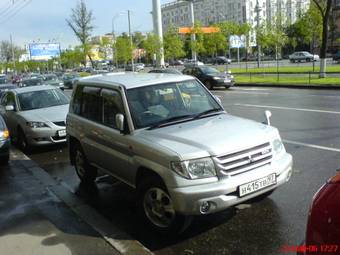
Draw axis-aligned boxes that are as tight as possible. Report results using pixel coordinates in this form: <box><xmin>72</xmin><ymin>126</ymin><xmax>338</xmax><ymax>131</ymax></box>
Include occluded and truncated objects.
<box><xmin>138</xmin><ymin>177</ymin><xmax>191</xmax><ymax>235</ymax></box>
<box><xmin>73</xmin><ymin>144</ymin><xmax>97</xmax><ymax>183</ymax></box>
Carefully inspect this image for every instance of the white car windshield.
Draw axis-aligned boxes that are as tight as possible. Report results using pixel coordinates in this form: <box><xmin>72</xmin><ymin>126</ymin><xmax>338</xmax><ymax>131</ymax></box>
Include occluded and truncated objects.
<box><xmin>127</xmin><ymin>79</ymin><xmax>222</xmax><ymax>129</ymax></box>
<box><xmin>18</xmin><ymin>89</ymin><xmax>70</xmax><ymax>111</ymax></box>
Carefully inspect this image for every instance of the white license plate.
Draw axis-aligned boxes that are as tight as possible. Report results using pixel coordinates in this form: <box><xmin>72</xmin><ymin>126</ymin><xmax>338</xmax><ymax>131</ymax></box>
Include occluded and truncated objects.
<box><xmin>239</xmin><ymin>173</ymin><xmax>276</xmax><ymax>197</ymax></box>
<box><xmin>224</xmin><ymin>79</ymin><xmax>230</xmax><ymax>82</ymax></box>
<box><xmin>58</xmin><ymin>129</ymin><xmax>66</xmax><ymax>137</ymax></box>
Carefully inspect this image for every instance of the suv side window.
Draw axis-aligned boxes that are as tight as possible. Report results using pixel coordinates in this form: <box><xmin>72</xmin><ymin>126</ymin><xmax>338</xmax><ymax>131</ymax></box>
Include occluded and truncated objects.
<box><xmin>0</xmin><ymin>93</ymin><xmax>8</xmax><ymax>106</ymax></box>
<box><xmin>81</xmin><ymin>86</ymin><xmax>102</xmax><ymax>122</ymax></box>
<box><xmin>7</xmin><ymin>93</ymin><xmax>16</xmax><ymax>110</ymax></box>
<box><xmin>72</xmin><ymin>85</ymin><xmax>83</xmax><ymax>115</ymax></box>
<box><xmin>101</xmin><ymin>89</ymin><xmax>124</xmax><ymax>129</ymax></box>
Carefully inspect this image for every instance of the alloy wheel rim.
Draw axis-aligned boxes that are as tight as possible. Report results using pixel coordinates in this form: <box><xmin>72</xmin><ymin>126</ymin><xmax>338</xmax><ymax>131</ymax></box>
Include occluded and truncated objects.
<box><xmin>143</xmin><ymin>187</ymin><xmax>176</xmax><ymax>228</ymax></box>
<box><xmin>75</xmin><ymin>150</ymin><xmax>85</xmax><ymax>177</ymax></box>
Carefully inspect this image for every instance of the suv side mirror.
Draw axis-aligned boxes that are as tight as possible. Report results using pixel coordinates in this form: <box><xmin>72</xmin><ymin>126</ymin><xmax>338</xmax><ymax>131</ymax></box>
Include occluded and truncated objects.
<box><xmin>5</xmin><ymin>105</ymin><xmax>14</xmax><ymax>111</ymax></box>
<box><xmin>115</xmin><ymin>113</ymin><xmax>125</xmax><ymax>132</ymax></box>
<box><xmin>264</xmin><ymin>110</ymin><xmax>272</xmax><ymax>126</ymax></box>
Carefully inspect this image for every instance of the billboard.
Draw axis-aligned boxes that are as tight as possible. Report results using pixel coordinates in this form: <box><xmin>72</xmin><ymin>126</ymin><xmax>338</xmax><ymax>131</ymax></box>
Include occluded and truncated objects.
<box><xmin>29</xmin><ymin>43</ymin><xmax>61</xmax><ymax>61</ymax></box>
<box><xmin>229</xmin><ymin>35</ymin><xmax>245</xmax><ymax>49</ymax></box>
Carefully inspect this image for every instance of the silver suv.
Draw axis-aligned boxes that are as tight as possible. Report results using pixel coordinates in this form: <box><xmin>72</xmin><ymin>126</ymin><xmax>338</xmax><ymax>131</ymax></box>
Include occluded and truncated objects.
<box><xmin>67</xmin><ymin>73</ymin><xmax>293</xmax><ymax>234</ymax></box>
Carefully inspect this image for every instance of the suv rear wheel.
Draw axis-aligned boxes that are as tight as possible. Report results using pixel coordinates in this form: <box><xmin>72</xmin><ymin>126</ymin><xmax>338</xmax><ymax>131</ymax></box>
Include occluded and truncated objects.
<box><xmin>138</xmin><ymin>177</ymin><xmax>191</xmax><ymax>235</ymax></box>
<box><xmin>73</xmin><ymin>144</ymin><xmax>97</xmax><ymax>183</ymax></box>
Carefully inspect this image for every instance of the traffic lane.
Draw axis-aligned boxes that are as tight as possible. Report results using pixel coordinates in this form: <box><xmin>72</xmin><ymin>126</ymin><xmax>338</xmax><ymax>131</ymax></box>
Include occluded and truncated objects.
<box><xmin>214</xmin><ymin>88</ymin><xmax>340</xmax><ymax>149</ymax></box>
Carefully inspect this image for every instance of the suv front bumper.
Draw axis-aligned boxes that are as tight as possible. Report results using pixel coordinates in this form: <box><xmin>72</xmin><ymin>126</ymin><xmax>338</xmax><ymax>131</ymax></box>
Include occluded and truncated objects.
<box><xmin>169</xmin><ymin>153</ymin><xmax>293</xmax><ymax>215</ymax></box>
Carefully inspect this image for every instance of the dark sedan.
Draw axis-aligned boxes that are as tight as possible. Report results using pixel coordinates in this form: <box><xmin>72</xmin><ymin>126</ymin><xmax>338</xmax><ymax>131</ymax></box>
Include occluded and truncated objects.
<box><xmin>62</xmin><ymin>73</ymin><xmax>80</xmax><ymax>89</ymax></box>
<box><xmin>0</xmin><ymin>115</ymin><xmax>10</xmax><ymax>164</ymax></box>
<box><xmin>182</xmin><ymin>66</ymin><xmax>234</xmax><ymax>89</ymax></box>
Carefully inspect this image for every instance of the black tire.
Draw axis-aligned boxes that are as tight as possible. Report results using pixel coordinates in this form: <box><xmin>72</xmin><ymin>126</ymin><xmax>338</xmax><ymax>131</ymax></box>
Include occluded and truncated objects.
<box><xmin>73</xmin><ymin>144</ymin><xmax>97</xmax><ymax>183</ymax></box>
<box><xmin>137</xmin><ymin>177</ymin><xmax>192</xmax><ymax>235</ymax></box>
<box><xmin>247</xmin><ymin>189</ymin><xmax>275</xmax><ymax>203</ymax></box>
<box><xmin>0</xmin><ymin>154</ymin><xmax>9</xmax><ymax>164</ymax></box>
<box><xmin>17</xmin><ymin>128</ymin><xmax>29</xmax><ymax>153</ymax></box>
<box><xmin>306</xmin><ymin>58</ymin><xmax>311</xmax><ymax>62</ymax></box>
<box><xmin>205</xmin><ymin>80</ymin><xmax>213</xmax><ymax>90</ymax></box>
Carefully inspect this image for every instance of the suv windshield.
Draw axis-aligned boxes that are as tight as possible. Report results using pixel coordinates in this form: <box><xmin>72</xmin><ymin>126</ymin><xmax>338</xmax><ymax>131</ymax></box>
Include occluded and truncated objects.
<box><xmin>127</xmin><ymin>79</ymin><xmax>222</xmax><ymax>129</ymax></box>
<box><xmin>18</xmin><ymin>88</ymin><xmax>69</xmax><ymax>111</ymax></box>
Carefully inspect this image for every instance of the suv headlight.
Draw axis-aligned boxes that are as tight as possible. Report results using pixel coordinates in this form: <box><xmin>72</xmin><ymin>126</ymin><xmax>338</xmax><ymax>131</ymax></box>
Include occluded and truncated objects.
<box><xmin>26</xmin><ymin>122</ymin><xmax>48</xmax><ymax>128</ymax></box>
<box><xmin>171</xmin><ymin>157</ymin><xmax>216</xmax><ymax>179</ymax></box>
<box><xmin>0</xmin><ymin>130</ymin><xmax>9</xmax><ymax>140</ymax></box>
<box><xmin>212</xmin><ymin>77</ymin><xmax>221</xmax><ymax>80</ymax></box>
<box><xmin>273</xmin><ymin>138</ymin><xmax>284</xmax><ymax>155</ymax></box>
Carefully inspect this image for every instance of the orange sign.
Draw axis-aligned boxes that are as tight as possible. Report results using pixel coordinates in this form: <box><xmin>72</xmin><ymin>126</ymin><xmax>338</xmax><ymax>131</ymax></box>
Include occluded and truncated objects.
<box><xmin>178</xmin><ymin>27</ymin><xmax>220</xmax><ymax>34</ymax></box>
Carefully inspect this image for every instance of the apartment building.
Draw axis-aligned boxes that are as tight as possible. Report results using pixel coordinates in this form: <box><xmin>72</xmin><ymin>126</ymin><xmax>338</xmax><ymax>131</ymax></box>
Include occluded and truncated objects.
<box><xmin>161</xmin><ymin>0</ymin><xmax>310</xmax><ymax>31</ymax></box>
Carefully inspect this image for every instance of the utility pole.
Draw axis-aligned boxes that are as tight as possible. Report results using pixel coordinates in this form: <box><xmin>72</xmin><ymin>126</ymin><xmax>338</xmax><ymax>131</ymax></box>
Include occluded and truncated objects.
<box><xmin>111</xmin><ymin>18</ymin><xmax>117</xmax><ymax>69</ymax></box>
<box><xmin>255</xmin><ymin>0</ymin><xmax>261</xmax><ymax>68</ymax></box>
<box><xmin>152</xmin><ymin>0</ymin><xmax>165</xmax><ymax>67</ymax></box>
<box><xmin>128</xmin><ymin>10</ymin><xmax>134</xmax><ymax>72</ymax></box>
<box><xmin>10</xmin><ymin>34</ymin><xmax>16</xmax><ymax>74</ymax></box>
<box><xmin>185</xmin><ymin>0</ymin><xmax>197</xmax><ymax>61</ymax></box>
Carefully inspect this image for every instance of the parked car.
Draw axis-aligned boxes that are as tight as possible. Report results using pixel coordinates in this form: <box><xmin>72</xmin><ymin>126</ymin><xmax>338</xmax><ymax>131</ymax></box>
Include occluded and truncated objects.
<box><xmin>42</xmin><ymin>74</ymin><xmax>65</xmax><ymax>90</ymax></box>
<box><xmin>0</xmin><ymin>84</ymin><xmax>17</xmax><ymax>98</ymax></box>
<box><xmin>148</xmin><ymin>68</ymin><xmax>183</xmax><ymax>75</ymax></box>
<box><xmin>0</xmin><ymin>75</ymin><xmax>8</xmax><ymax>84</ymax></box>
<box><xmin>0</xmin><ymin>85</ymin><xmax>69</xmax><ymax>151</ymax></box>
<box><xmin>182</xmin><ymin>66</ymin><xmax>235</xmax><ymax>89</ymax></box>
<box><xmin>169</xmin><ymin>60</ymin><xmax>184</xmax><ymax>66</ymax></box>
<box><xmin>299</xmin><ymin>171</ymin><xmax>340</xmax><ymax>254</ymax></box>
<box><xmin>333</xmin><ymin>51</ymin><xmax>340</xmax><ymax>63</ymax></box>
<box><xmin>0</xmin><ymin>115</ymin><xmax>10</xmax><ymax>164</ymax></box>
<box><xmin>125</xmin><ymin>63</ymin><xmax>145</xmax><ymax>72</ymax></box>
<box><xmin>183</xmin><ymin>59</ymin><xmax>204</xmax><ymax>67</ymax></box>
<box><xmin>19</xmin><ymin>77</ymin><xmax>43</xmax><ymax>87</ymax></box>
<box><xmin>62</xmin><ymin>73</ymin><xmax>80</xmax><ymax>89</ymax></box>
<box><xmin>67</xmin><ymin>73</ymin><xmax>293</xmax><ymax>234</ymax></box>
<box><xmin>213</xmin><ymin>56</ymin><xmax>232</xmax><ymax>65</ymax></box>
<box><xmin>289</xmin><ymin>51</ymin><xmax>319</xmax><ymax>63</ymax></box>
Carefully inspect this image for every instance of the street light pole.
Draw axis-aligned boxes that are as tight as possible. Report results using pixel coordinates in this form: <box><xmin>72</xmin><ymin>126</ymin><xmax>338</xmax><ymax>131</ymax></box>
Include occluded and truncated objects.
<box><xmin>255</xmin><ymin>0</ymin><xmax>261</xmax><ymax>68</ymax></box>
<box><xmin>111</xmin><ymin>18</ymin><xmax>117</xmax><ymax>69</ymax></box>
<box><xmin>185</xmin><ymin>0</ymin><xmax>197</xmax><ymax>61</ymax></box>
<box><xmin>10</xmin><ymin>34</ymin><xmax>16</xmax><ymax>73</ymax></box>
<box><xmin>152</xmin><ymin>0</ymin><xmax>165</xmax><ymax>67</ymax></box>
<box><xmin>127</xmin><ymin>10</ymin><xmax>134</xmax><ymax>72</ymax></box>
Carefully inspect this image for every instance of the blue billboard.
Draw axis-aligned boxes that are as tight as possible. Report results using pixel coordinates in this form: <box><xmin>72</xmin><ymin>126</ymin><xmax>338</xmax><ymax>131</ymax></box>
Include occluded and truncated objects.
<box><xmin>29</xmin><ymin>43</ymin><xmax>61</xmax><ymax>61</ymax></box>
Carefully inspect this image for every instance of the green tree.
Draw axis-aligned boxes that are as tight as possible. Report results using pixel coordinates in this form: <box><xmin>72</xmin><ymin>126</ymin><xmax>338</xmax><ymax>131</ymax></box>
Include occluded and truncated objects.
<box><xmin>203</xmin><ymin>31</ymin><xmax>226</xmax><ymax>57</ymax></box>
<box><xmin>60</xmin><ymin>47</ymin><xmax>84</xmax><ymax>69</ymax></box>
<box><xmin>115</xmin><ymin>36</ymin><xmax>134</xmax><ymax>65</ymax></box>
<box><xmin>66</xmin><ymin>0</ymin><xmax>95</xmax><ymax>67</ymax></box>
<box><xmin>311</xmin><ymin>0</ymin><xmax>333</xmax><ymax>78</ymax></box>
<box><xmin>143</xmin><ymin>33</ymin><xmax>162</xmax><ymax>64</ymax></box>
<box><xmin>189</xmin><ymin>22</ymin><xmax>205</xmax><ymax>58</ymax></box>
<box><xmin>163</xmin><ymin>26</ymin><xmax>185</xmax><ymax>61</ymax></box>
<box><xmin>0</xmin><ymin>40</ymin><xmax>24</xmax><ymax>63</ymax></box>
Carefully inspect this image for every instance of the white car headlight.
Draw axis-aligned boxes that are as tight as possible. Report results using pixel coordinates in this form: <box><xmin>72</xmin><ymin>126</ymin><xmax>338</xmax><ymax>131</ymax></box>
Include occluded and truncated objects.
<box><xmin>26</xmin><ymin>122</ymin><xmax>48</xmax><ymax>128</ymax></box>
<box><xmin>171</xmin><ymin>157</ymin><xmax>216</xmax><ymax>179</ymax></box>
<box><xmin>273</xmin><ymin>139</ymin><xmax>284</xmax><ymax>155</ymax></box>
<box><xmin>213</xmin><ymin>77</ymin><xmax>221</xmax><ymax>80</ymax></box>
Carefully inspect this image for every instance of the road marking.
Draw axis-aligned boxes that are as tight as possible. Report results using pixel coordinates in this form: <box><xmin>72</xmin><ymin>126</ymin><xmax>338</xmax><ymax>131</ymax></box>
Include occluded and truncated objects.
<box><xmin>228</xmin><ymin>91</ymin><xmax>270</xmax><ymax>95</ymax></box>
<box><xmin>283</xmin><ymin>139</ymin><xmax>340</xmax><ymax>153</ymax></box>
<box><xmin>232</xmin><ymin>87</ymin><xmax>271</xmax><ymax>91</ymax></box>
<box><xmin>234</xmin><ymin>103</ymin><xmax>340</xmax><ymax>115</ymax></box>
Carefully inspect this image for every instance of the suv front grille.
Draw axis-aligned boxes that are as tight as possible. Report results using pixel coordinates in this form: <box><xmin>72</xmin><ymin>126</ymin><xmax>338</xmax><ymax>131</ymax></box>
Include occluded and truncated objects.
<box><xmin>215</xmin><ymin>142</ymin><xmax>272</xmax><ymax>176</ymax></box>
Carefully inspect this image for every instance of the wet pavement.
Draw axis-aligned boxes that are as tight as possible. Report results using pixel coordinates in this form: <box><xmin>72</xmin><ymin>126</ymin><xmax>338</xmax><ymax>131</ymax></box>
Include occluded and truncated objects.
<box><xmin>26</xmin><ymin>87</ymin><xmax>340</xmax><ymax>255</ymax></box>
<box><xmin>0</xmin><ymin>149</ymin><xmax>120</xmax><ymax>255</ymax></box>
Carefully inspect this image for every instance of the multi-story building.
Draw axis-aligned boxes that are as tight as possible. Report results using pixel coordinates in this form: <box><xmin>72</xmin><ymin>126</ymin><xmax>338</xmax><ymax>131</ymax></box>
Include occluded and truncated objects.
<box><xmin>161</xmin><ymin>0</ymin><xmax>310</xmax><ymax>31</ymax></box>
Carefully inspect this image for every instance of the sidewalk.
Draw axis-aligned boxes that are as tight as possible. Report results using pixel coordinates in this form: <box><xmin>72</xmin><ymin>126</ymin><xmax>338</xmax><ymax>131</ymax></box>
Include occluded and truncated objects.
<box><xmin>0</xmin><ymin>148</ymin><xmax>151</xmax><ymax>255</ymax></box>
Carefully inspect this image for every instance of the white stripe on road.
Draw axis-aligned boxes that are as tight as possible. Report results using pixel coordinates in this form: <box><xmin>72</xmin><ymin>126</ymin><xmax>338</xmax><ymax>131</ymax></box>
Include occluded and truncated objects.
<box><xmin>229</xmin><ymin>91</ymin><xmax>270</xmax><ymax>95</ymax></box>
<box><xmin>234</xmin><ymin>103</ymin><xmax>340</xmax><ymax>115</ymax></box>
<box><xmin>283</xmin><ymin>139</ymin><xmax>340</xmax><ymax>153</ymax></box>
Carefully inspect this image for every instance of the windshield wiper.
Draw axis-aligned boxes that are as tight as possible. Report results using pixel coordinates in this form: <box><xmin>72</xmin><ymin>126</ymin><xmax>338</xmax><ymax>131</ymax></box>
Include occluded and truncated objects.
<box><xmin>193</xmin><ymin>108</ymin><xmax>223</xmax><ymax>119</ymax></box>
<box><xmin>147</xmin><ymin>114</ymin><xmax>195</xmax><ymax>130</ymax></box>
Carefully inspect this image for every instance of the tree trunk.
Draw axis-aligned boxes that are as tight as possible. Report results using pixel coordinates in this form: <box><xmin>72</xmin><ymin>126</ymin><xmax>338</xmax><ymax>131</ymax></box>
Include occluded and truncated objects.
<box><xmin>319</xmin><ymin>0</ymin><xmax>332</xmax><ymax>78</ymax></box>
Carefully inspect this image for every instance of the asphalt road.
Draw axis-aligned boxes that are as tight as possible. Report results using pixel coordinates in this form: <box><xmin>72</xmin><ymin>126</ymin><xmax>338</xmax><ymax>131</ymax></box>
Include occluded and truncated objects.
<box><xmin>27</xmin><ymin>87</ymin><xmax>340</xmax><ymax>255</ymax></box>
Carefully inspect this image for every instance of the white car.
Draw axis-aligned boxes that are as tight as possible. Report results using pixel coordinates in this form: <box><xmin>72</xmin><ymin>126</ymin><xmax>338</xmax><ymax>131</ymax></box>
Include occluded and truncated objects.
<box><xmin>289</xmin><ymin>51</ymin><xmax>319</xmax><ymax>63</ymax></box>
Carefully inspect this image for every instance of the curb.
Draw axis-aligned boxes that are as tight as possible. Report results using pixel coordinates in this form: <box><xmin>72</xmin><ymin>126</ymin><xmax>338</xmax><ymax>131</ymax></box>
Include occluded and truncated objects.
<box><xmin>235</xmin><ymin>83</ymin><xmax>340</xmax><ymax>90</ymax></box>
<box><xmin>12</xmin><ymin>148</ymin><xmax>153</xmax><ymax>255</ymax></box>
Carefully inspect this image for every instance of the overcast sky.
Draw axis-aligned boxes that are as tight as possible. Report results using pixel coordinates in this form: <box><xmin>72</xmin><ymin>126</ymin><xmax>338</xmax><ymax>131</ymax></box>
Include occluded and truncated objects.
<box><xmin>0</xmin><ymin>0</ymin><xmax>173</xmax><ymax>49</ymax></box>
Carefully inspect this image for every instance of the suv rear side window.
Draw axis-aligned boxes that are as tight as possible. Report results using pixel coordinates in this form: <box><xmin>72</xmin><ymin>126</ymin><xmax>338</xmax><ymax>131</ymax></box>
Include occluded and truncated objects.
<box><xmin>81</xmin><ymin>87</ymin><xmax>102</xmax><ymax>122</ymax></box>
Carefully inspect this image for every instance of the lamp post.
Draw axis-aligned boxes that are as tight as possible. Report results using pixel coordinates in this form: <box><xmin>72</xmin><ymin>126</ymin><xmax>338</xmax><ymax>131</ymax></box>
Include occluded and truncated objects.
<box><xmin>184</xmin><ymin>0</ymin><xmax>197</xmax><ymax>61</ymax></box>
<box><xmin>152</xmin><ymin>0</ymin><xmax>165</xmax><ymax>67</ymax></box>
<box><xmin>112</xmin><ymin>12</ymin><xmax>125</xmax><ymax>69</ymax></box>
<box><xmin>255</xmin><ymin>0</ymin><xmax>261</xmax><ymax>68</ymax></box>
<box><xmin>127</xmin><ymin>10</ymin><xmax>134</xmax><ymax>72</ymax></box>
